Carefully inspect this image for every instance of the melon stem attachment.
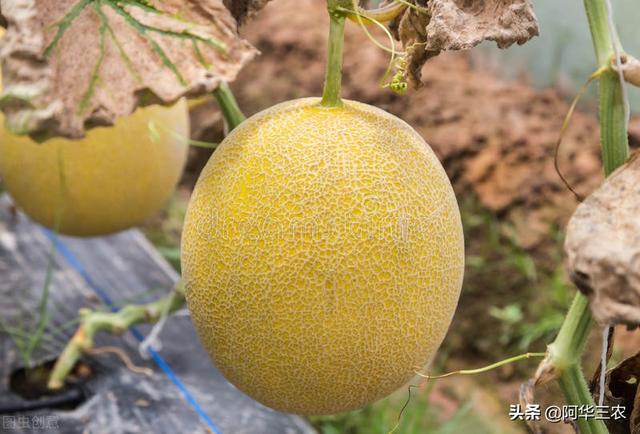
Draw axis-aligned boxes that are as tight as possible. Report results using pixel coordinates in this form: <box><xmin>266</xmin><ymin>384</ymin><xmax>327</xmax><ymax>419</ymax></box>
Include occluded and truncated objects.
<box><xmin>213</xmin><ymin>81</ymin><xmax>246</xmax><ymax>130</ymax></box>
<box><xmin>320</xmin><ymin>0</ymin><xmax>350</xmax><ymax>108</ymax></box>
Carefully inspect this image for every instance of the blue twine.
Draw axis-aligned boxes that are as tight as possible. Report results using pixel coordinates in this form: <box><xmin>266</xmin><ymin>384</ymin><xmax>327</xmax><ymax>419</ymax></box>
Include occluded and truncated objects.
<box><xmin>41</xmin><ymin>228</ymin><xmax>222</xmax><ymax>434</ymax></box>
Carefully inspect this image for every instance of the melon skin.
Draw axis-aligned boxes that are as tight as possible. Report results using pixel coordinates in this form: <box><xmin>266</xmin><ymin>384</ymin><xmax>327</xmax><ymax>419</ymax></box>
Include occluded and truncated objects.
<box><xmin>182</xmin><ymin>97</ymin><xmax>464</xmax><ymax>415</ymax></box>
<box><xmin>0</xmin><ymin>100</ymin><xmax>189</xmax><ymax>237</ymax></box>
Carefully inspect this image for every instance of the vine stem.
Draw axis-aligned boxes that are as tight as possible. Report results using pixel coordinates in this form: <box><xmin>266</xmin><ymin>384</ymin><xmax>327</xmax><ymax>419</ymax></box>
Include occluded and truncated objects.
<box><xmin>48</xmin><ymin>282</ymin><xmax>186</xmax><ymax>389</ymax></box>
<box><xmin>320</xmin><ymin>0</ymin><xmax>351</xmax><ymax>108</ymax></box>
<box><xmin>48</xmin><ymin>85</ymin><xmax>247</xmax><ymax>390</ymax></box>
<box><xmin>213</xmin><ymin>81</ymin><xmax>246</xmax><ymax>130</ymax></box>
<box><xmin>544</xmin><ymin>0</ymin><xmax>629</xmax><ymax>432</ymax></box>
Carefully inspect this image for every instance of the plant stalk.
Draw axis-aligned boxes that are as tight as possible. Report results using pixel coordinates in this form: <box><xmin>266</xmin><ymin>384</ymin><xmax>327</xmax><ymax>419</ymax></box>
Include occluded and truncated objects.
<box><xmin>549</xmin><ymin>294</ymin><xmax>593</xmax><ymax>369</ymax></box>
<box><xmin>558</xmin><ymin>364</ymin><xmax>603</xmax><ymax>434</ymax></box>
<box><xmin>213</xmin><ymin>81</ymin><xmax>246</xmax><ymax>130</ymax></box>
<box><xmin>48</xmin><ymin>282</ymin><xmax>186</xmax><ymax>390</ymax></box>
<box><xmin>599</xmin><ymin>71</ymin><xmax>629</xmax><ymax>173</ymax></box>
<box><xmin>320</xmin><ymin>0</ymin><xmax>350</xmax><ymax>108</ymax></box>
<box><xmin>547</xmin><ymin>1</ymin><xmax>629</xmax><ymax>432</ymax></box>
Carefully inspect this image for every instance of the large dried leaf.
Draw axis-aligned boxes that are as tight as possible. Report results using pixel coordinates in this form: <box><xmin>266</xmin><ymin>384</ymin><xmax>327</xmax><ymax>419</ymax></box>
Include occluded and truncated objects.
<box><xmin>565</xmin><ymin>152</ymin><xmax>640</xmax><ymax>326</ymax></box>
<box><xmin>398</xmin><ymin>0</ymin><xmax>539</xmax><ymax>86</ymax></box>
<box><xmin>0</xmin><ymin>0</ymin><xmax>258</xmax><ymax>139</ymax></box>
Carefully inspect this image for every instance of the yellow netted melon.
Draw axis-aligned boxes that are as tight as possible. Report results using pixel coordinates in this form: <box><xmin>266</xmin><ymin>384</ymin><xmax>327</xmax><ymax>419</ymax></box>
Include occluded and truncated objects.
<box><xmin>181</xmin><ymin>97</ymin><xmax>464</xmax><ymax>415</ymax></box>
<box><xmin>0</xmin><ymin>81</ymin><xmax>190</xmax><ymax>236</ymax></box>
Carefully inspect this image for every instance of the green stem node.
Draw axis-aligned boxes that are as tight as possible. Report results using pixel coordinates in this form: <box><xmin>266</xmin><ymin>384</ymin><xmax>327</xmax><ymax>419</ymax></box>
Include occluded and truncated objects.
<box><xmin>549</xmin><ymin>294</ymin><xmax>593</xmax><ymax>369</ymax></box>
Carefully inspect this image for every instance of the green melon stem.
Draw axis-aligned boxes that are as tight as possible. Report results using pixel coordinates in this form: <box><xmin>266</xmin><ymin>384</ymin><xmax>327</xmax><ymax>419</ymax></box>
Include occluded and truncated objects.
<box><xmin>320</xmin><ymin>0</ymin><xmax>350</xmax><ymax>108</ymax></box>
<box><xmin>213</xmin><ymin>81</ymin><xmax>246</xmax><ymax>131</ymax></box>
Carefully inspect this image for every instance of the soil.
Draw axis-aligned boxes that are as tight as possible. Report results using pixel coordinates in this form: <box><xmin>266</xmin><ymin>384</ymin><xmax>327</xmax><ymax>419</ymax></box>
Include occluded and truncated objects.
<box><xmin>6</xmin><ymin>360</ymin><xmax>89</xmax><ymax>411</ymax></box>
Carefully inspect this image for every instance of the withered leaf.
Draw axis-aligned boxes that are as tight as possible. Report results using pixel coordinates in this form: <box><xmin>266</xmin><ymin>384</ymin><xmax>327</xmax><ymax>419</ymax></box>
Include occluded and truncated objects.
<box><xmin>223</xmin><ymin>0</ymin><xmax>272</xmax><ymax>24</ymax></box>
<box><xmin>0</xmin><ymin>0</ymin><xmax>258</xmax><ymax>139</ymax></box>
<box><xmin>591</xmin><ymin>350</ymin><xmax>640</xmax><ymax>434</ymax></box>
<box><xmin>518</xmin><ymin>379</ymin><xmax>542</xmax><ymax>434</ymax></box>
<box><xmin>565</xmin><ymin>152</ymin><xmax>640</xmax><ymax>326</ymax></box>
<box><xmin>398</xmin><ymin>0</ymin><xmax>539</xmax><ymax>86</ymax></box>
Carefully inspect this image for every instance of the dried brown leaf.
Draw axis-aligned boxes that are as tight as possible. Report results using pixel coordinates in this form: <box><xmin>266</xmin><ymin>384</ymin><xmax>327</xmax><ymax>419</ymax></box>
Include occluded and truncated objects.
<box><xmin>0</xmin><ymin>0</ymin><xmax>258</xmax><ymax>139</ymax></box>
<box><xmin>518</xmin><ymin>380</ymin><xmax>542</xmax><ymax>434</ymax></box>
<box><xmin>565</xmin><ymin>152</ymin><xmax>640</xmax><ymax>326</ymax></box>
<box><xmin>398</xmin><ymin>0</ymin><xmax>539</xmax><ymax>86</ymax></box>
<box><xmin>223</xmin><ymin>0</ymin><xmax>272</xmax><ymax>24</ymax></box>
<box><xmin>591</xmin><ymin>350</ymin><xmax>640</xmax><ymax>434</ymax></box>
